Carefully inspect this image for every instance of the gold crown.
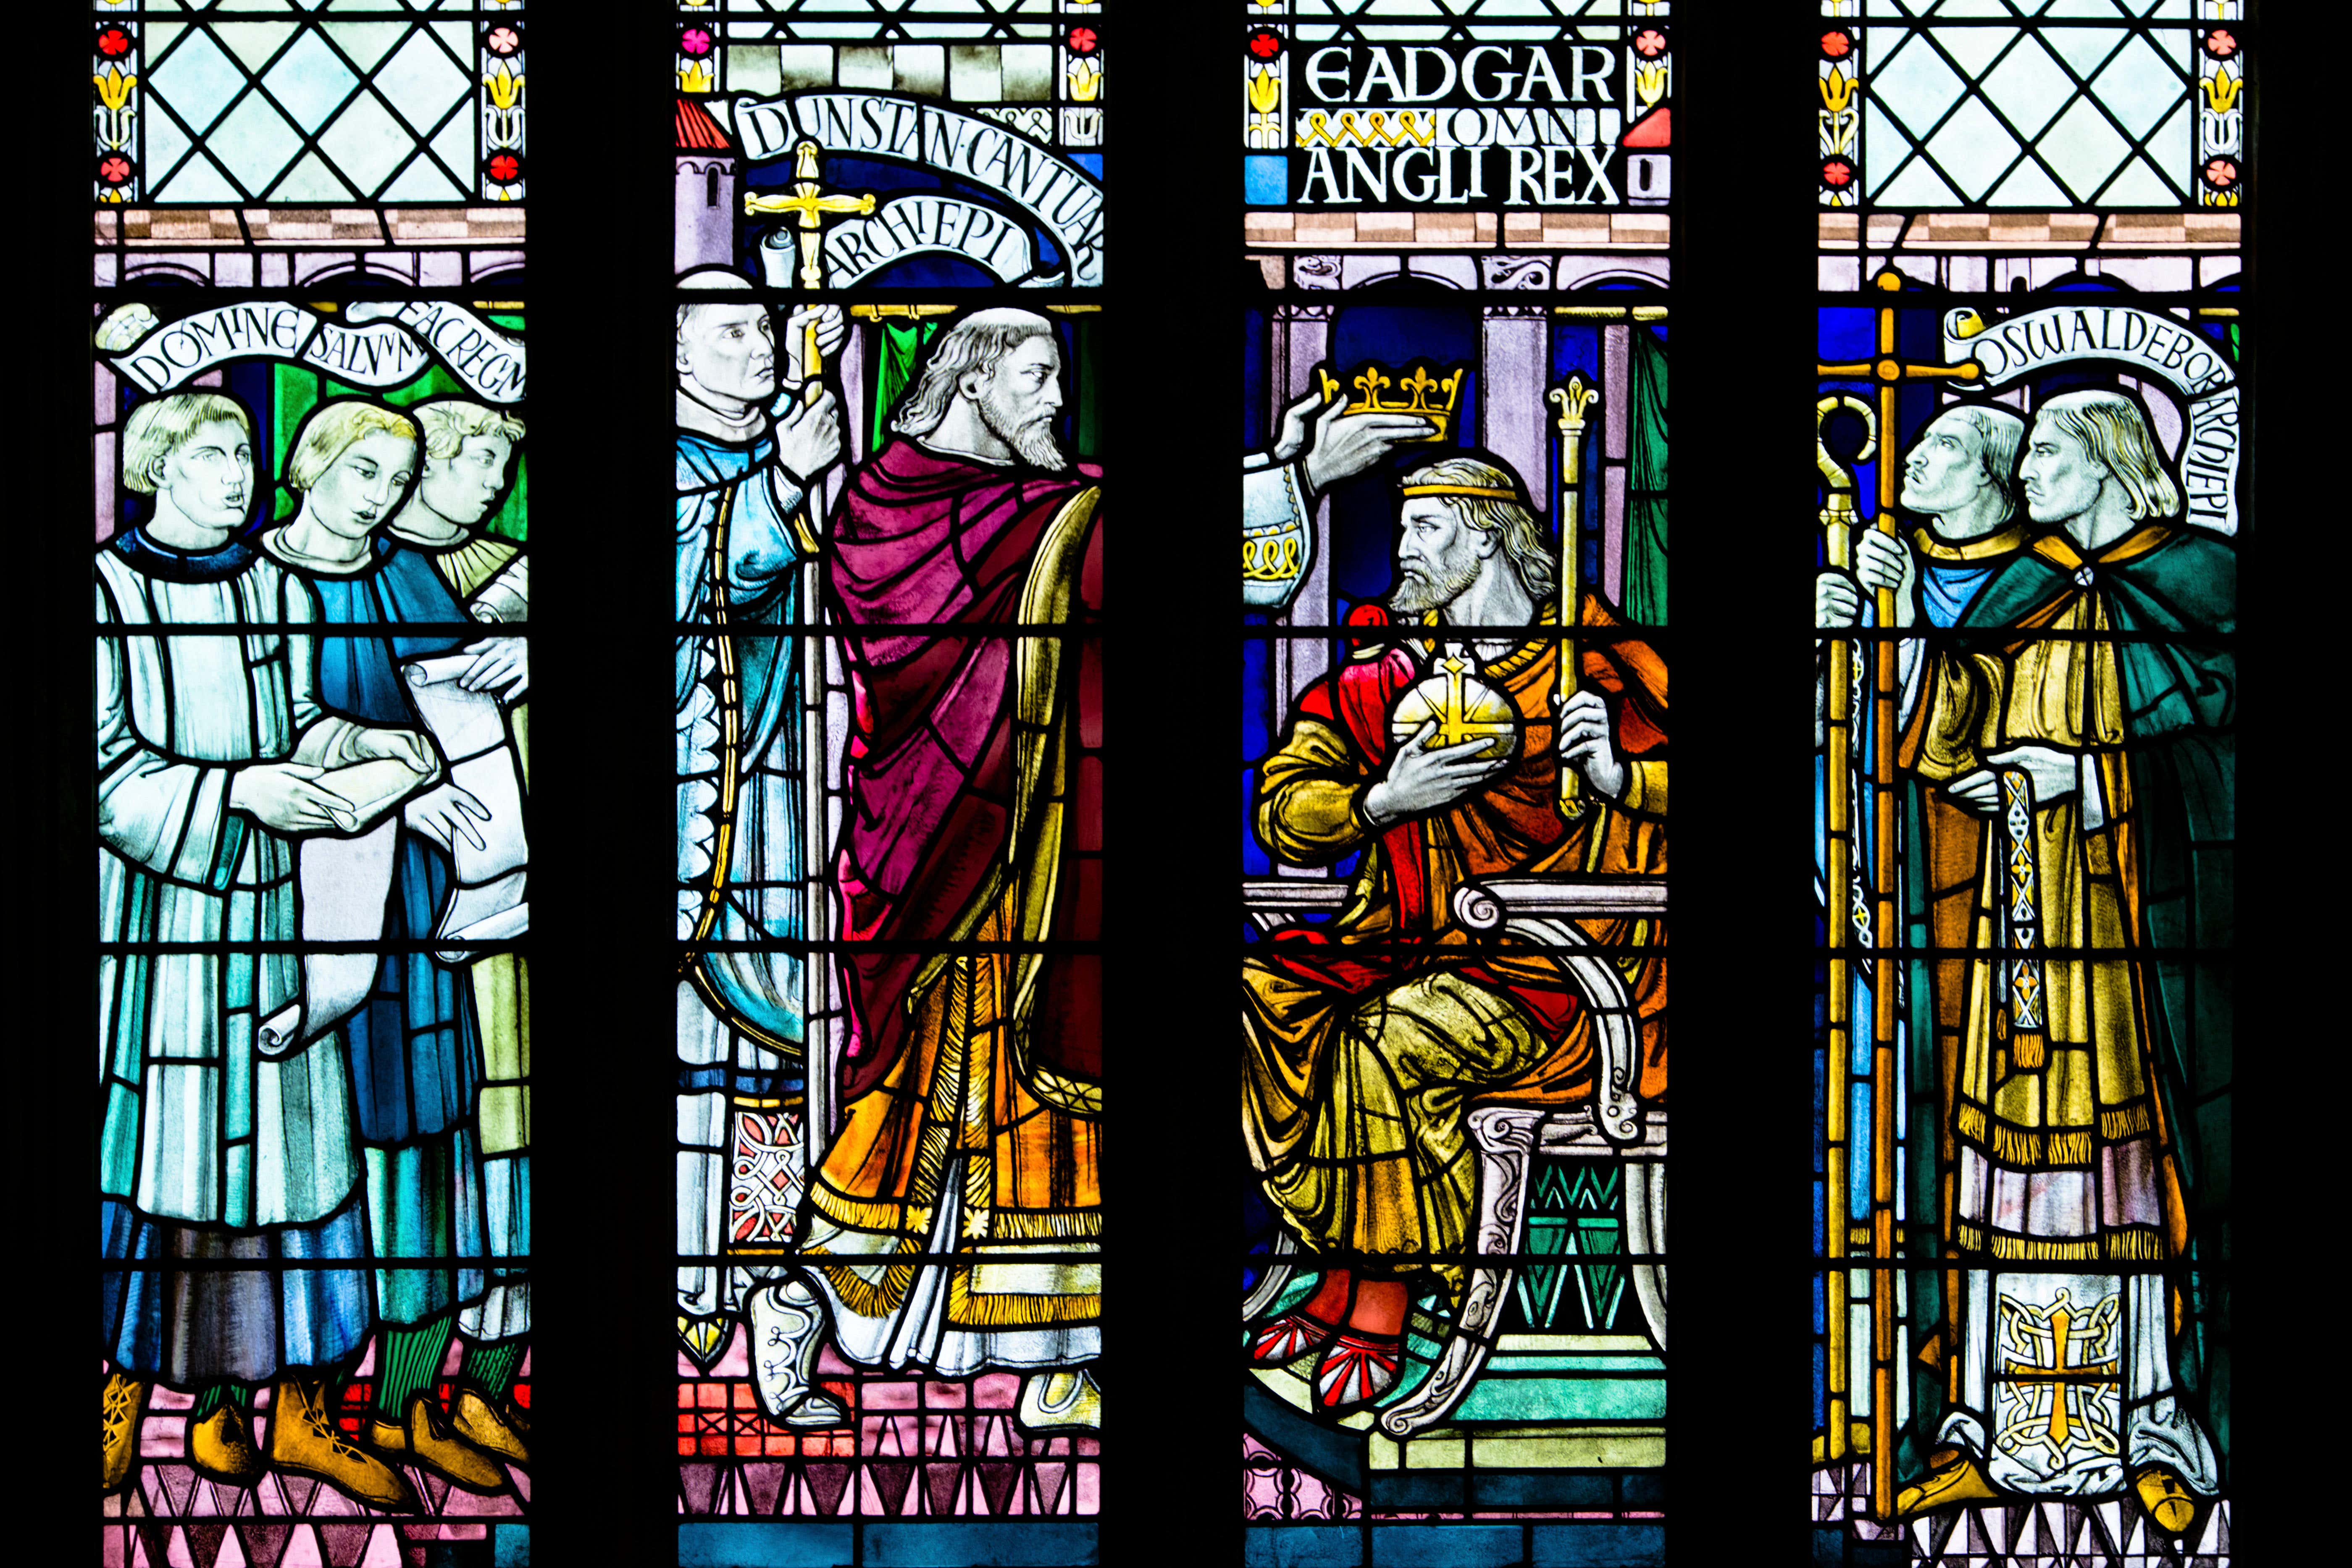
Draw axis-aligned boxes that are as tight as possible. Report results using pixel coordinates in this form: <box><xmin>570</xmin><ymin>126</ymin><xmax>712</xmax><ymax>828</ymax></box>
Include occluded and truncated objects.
<box><xmin>1315</xmin><ymin>362</ymin><xmax>1464</xmax><ymax>443</ymax></box>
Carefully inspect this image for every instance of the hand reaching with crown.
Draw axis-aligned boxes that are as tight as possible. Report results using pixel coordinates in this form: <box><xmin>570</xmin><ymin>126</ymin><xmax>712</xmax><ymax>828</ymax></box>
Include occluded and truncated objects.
<box><xmin>1296</xmin><ymin>382</ymin><xmax>1436</xmax><ymax>499</ymax></box>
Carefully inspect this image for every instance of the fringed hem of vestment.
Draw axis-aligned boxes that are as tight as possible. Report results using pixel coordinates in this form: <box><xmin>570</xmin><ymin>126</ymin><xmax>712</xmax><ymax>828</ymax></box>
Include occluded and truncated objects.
<box><xmin>1955</xmin><ymin>1098</ymin><xmax>2153</xmax><ymax>1167</ymax></box>
<box><xmin>1949</xmin><ymin>1221</ymin><xmax>2168</xmax><ymax>1262</ymax></box>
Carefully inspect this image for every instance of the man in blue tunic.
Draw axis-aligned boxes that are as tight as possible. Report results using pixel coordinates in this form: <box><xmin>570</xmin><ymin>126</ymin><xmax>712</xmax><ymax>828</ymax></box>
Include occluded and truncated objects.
<box><xmin>673</xmin><ymin>267</ymin><xmax>850</xmax><ymax>1402</ymax></box>
<box><xmin>260</xmin><ymin>400</ymin><xmax>526</xmax><ymax>1495</ymax></box>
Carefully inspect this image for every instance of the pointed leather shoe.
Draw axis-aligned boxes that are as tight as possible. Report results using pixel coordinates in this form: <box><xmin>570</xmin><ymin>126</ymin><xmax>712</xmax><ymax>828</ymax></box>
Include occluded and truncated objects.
<box><xmin>101</xmin><ymin>1373</ymin><xmax>148</xmax><ymax>1496</ymax></box>
<box><xmin>1895</xmin><ymin>1452</ymin><xmax>1998</xmax><ymax>1516</ymax></box>
<box><xmin>189</xmin><ymin>1403</ymin><xmax>265</xmax><ymax>1486</ymax></box>
<box><xmin>370</xmin><ymin>1395</ymin><xmax>507</xmax><ymax>1493</ymax></box>
<box><xmin>451</xmin><ymin>1388</ymin><xmax>531</xmax><ymax>1468</ymax></box>
<box><xmin>2133</xmin><ymin>1465</ymin><xmax>2198</xmax><ymax>1536</ymax></box>
<box><xmin>266</xmin><ymin>1377</ymin><xmax>418</xmax><ymax>1513</ymax></box>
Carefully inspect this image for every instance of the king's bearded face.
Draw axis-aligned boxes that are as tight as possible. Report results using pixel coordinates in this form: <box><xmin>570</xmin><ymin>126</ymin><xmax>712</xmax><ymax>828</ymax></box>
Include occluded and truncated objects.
<box><xmin>1389</xmin><ymin>497</ymin><xmax>1485</xmax><ymax>613</ymax></box>
<box><xmin>972</xmin><ymin>335</ymin><xmax>1067</xmax><ymax>470</ymax></box>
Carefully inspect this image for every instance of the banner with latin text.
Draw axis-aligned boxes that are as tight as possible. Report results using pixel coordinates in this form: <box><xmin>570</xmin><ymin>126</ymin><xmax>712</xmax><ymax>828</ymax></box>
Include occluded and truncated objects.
<box><xmin>733</xmin><ymin>92</ymin><xmax>1103</xmax><ymax>286</ymax></box>
<box><xmin>98</xmin><ymin>300</ymin><xmax>527</xmax><ymax>405</ymax></box>
<box><xmin>1943</xmin><ymin>303</ymin><xmax>2239</xmax><ymax>535</ymax></box>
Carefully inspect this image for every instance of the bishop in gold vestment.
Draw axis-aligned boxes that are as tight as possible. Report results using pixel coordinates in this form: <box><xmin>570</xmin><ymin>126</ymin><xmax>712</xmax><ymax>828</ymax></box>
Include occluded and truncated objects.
<box><xmin>1902</xmin><ymin>450</ymin><xmax>2225</xmax><ymax>1511</ymax></box>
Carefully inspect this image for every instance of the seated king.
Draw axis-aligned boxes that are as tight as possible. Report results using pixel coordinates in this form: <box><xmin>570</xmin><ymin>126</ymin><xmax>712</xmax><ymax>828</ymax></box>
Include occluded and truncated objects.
<box><xmin>1242</xmin><ymin>453</ymin><xmax>1668</xmax><ymax>1414</ymax></box>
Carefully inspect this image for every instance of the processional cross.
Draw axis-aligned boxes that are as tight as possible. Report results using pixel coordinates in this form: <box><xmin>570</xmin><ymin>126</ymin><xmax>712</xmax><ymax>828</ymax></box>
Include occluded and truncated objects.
<box><xmin>744</xmin><ymin>139</ymin><xmax>878</xmax><ymax>292</ymax></box>
<box><xmin>1813</xmin><ymin>268</ymin><xmax>1982</xmax><ymax>1520</ymax></box>
<box><xmin>741</xmin><ymin>139</ymin><xmax>875</xmax><ymax>399</ymax></box>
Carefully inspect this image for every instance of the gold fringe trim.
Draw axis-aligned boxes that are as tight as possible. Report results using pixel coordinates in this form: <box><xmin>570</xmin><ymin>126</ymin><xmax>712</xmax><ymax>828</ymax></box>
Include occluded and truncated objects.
<box><xmin>1950</xmin><ymin>1222</ymin><xmax>2168</xmax><ymax>1262</ymax></box>
<box><xmin>814</xmin><ymin>1260</ymin><xmax>917</xmax><ymax>1318</ymax></box>
<box><xmin>988</xmin><ymin>1209</ymin><xmax>1104</xmax><ymax>1241</ymax></box>
<box><xmin>1028</xmin><ymin>1065</ymin><xmax>1101</xmax><ymax>1116</ymax></box>
<box><xmin>947</xmin><ymin>1266</ymin><xmax>1101</xmax><ymax>1329</ymax></box>
<box><xmin>807</xmin><ymin>1178</ymin><xmax>930</xmax><ymax>1237</ymax></box>
<box><xmin>1957</xmin><ymin>1102</ymin><xmax>2150</xmax><ymax>1167</ymax></box>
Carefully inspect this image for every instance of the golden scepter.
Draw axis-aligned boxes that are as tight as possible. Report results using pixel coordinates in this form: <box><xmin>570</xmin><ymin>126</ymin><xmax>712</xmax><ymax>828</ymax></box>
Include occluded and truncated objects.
<box><xmin>1548</xmin><ymin>375</ymin><xmax>1599</xmax><ymax>819</ymax></box>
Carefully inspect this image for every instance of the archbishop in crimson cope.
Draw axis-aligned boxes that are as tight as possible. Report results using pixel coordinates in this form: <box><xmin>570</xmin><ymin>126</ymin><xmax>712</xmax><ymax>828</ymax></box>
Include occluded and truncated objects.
<box><xmin>1243</xmin><ymin>469</ymin><xmax>1668</xmax><ymax>1308</ymax></box>
<box><xmin>799</xmin><ymin>310</ymin><xmax>1103</xmax><ymax>1386</ymax></box>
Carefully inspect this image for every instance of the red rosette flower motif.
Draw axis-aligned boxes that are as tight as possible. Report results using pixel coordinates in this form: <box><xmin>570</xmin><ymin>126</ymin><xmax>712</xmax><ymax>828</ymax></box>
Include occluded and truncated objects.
<box><xmin>97</xmin><ymin>27</ymin><xmax>133</xmax><ymax>59</ymax></box>
<box><xmin>1248</xmin><ymin>30</ymin><xmax>1282</xmax><ymax>62</ymax></box>
<box><xmin>1821</xmin><ymin>157</ymin><xmax>1855</xmax><ymax>191</ymax></box>
<box><xmin>99</xmin><ymin>154</ymin><xmax>134</xmax><ymax>186</ymax></box>
<box><xmin>679</xmin><ymin>27</ymin><xmax>713</xmax><ymax>58</ymax></box>
<box><xmin>2202</xmin><ymin>158</ymin><xmax>2238</xmax><ymax>190</ymax></box>
<box><xmin>487</xmin><ymin>26</ymin><xmax>522</xmax><ymax>57</ymax></box>
<box><xmin>2204</xmin><ymin>29</ymin><xmax>2239</xmax><ymax>60</ymax></box>
<box><xmin>1821</xmin><ymin>30</ymin><xmax>1853</xmax><ymax>63</ymax></box>
<box><xmin>488</xmin><ymin>153</ymin><xmax>522</xmax><ymax>184</ymax></box>
<box><xmin>1633</xmin><ymin>29</ymin><xmax>1668</xmax><ymax>60</ymax></box>
<box><xmin>1068</xmin><ymin>26</ymin><xmax>1099</xmax><ymax>56</ymax></box>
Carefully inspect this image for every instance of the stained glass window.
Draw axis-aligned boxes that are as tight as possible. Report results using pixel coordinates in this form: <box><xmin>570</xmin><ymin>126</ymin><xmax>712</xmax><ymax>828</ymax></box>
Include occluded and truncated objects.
<box><xmin>672</xmin><ymin>6</ymin><xmax>1104</xmax><ymax>1562</ymax></box>
<box><xmin>95</xmin><ymin>7</ymin><xmax>531</xmax><ymax>1564</ymax></box>
<box><xmin>95</xmin><ymin>3</ymin><xmax>528</xmax><ymax>207</ymax></box>
<box><xmin>1242</xmin><ymin>5</ymin><xmax>1671</xmax><ymax>1563</ymax></box>
<box><xmin>1812</xmin><ymin>3</ymin><xmax>2239</xmax><ymax>1560</ymax></box>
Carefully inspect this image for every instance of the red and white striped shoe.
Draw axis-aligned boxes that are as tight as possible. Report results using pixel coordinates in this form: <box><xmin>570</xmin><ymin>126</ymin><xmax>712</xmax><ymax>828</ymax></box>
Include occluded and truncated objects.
<box><xmin>1313</xmin><ymin>1331</ymin><xmax>1402</xmax><ymax>1412</ymax></box>
<box><xmin>1249</xmin><ymin>1309</ymin><xmax>1339</xmax><ymax>1367</ymax></box>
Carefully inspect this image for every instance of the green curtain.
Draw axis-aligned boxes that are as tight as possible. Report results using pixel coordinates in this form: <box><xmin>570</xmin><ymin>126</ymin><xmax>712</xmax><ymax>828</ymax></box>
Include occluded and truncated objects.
<box><xmin>1624</xmin><ymin>326</ymin><xmax>1668</xmax><ymax>626</ymax></box>
<box><xmin>870</xmin><ymin>318</ymin><xmax>942</xmax><ymax>455</ymax></box>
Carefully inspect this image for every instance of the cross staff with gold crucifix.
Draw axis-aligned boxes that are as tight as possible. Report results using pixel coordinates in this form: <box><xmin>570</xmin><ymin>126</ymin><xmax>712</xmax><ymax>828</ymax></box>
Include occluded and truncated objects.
<box><xmin>1813</xmin><ymin>268</ymin><xmax>1981</xmax><ymax>1522</ymax></box>
<box><xmin>744</xmin><ymin>140</ymin><xmax>875</xmax><ymax>404</ymax></box>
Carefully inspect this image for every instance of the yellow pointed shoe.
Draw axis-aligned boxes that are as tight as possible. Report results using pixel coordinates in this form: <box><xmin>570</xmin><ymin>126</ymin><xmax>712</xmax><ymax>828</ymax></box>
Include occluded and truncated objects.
<box><xmin>101</xmin><ymin>1373</ymin><xmax>148</xmax><ymax>1497</ymax></box>
<box><xmin>188</xmin><ymin>1403</ymin><xmax>265</xmax><ymax>1487</ymax></box>
<box><xmin>266</xmin><ymin>1376</ymin><xmax>418</xmax><ymax>1513</ymax></box>
<box><xmin>369</xmin><ymin>1395</ymin><xmax>507</xmax><ymax>1494</ymax></box>
<box><xmin>1895</xmin><ymin>1452</ymin><xmax>1998</xmax><ymax>1517</ymax></box>
<box><xmin>451</xmin><ymin>1388</ymin><xmax>531</xmax><ymax>1469</ymax></box>
<box><xmin>2133</xmin><ymin>1465</ymin><xmax>2198</xmax><ymax>1536</ymax></box>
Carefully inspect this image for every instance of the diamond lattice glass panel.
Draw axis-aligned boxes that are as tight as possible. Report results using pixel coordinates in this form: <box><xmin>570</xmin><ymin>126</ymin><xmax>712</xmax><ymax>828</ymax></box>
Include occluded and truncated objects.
<box><xmin>137</xmin><ymin>16</ymin><xmax>494</xmax><ymax>202</ymax></box>
<box><xmin>1861</xmin><ymin>21</ymin><xmax>2198</xmax><ymax>207</ymax></box>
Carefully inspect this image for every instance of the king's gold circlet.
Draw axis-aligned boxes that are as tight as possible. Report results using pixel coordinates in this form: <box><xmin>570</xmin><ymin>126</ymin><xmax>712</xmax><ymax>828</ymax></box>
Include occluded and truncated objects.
<box><xmin>1400</xmin><ymin>483</ymin><xmax>1518</xmax><ymax>500</ymax></box>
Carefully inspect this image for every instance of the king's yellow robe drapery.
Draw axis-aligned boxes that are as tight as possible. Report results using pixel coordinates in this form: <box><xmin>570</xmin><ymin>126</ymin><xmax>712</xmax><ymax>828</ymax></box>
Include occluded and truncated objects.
<box><xmin>1243</xmin><ymin>603</ymin><xmax>1667</xmax><ymax>1300</ymax></box>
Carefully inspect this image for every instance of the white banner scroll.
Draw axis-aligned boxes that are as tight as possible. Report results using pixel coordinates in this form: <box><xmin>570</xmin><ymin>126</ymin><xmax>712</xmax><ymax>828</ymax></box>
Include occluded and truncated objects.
<box><xmin>404</xmin><ymin>654</ymin><xmax>531</xmax><ymax>961</ymax></box>
<box><xmin>99</xmin><ymin>300</ymin><xmax>526</xmax><ymax>404</ymax></box>
<box><xmin>732</xmin><ymin>92</ymin><xmax>1104</xmax><ymax>284</ymax></box>
<box><xmin>767</xmin><ymin>194</ymin><xmax>1043</xmax><ymax>288</ymax></box>
<box><xmin>1942</xmin><ymin>303</ymin><xmax>2240</xmax><ymax>535</ymax></box>
<box><xmin>256</xmin><ymin>755</ymin><xmax>435</xmax><ymax>1059</ymax></box>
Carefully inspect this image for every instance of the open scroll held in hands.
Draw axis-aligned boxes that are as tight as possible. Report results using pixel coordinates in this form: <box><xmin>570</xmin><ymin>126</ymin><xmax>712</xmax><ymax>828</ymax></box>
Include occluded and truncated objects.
<box><xmin>403</xmin><ymin>652</ymin><xmax>531</xmax><ymax>961</ymax></box>
<box><xmin>256</xmin><ymin>747</ymin><xmax>436</xmax><ymax>1059</ymax></box>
